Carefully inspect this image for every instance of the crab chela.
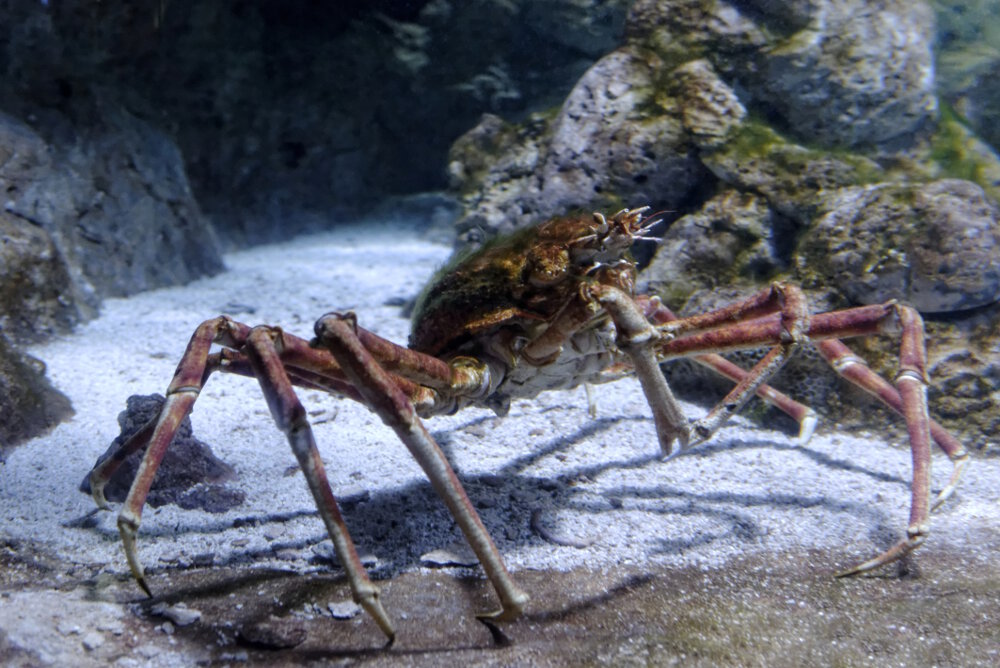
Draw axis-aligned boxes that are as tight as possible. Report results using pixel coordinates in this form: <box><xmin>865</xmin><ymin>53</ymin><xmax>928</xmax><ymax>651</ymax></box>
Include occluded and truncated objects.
<box><xmin>87</xmin><ymin>207</ymin><xmax>970</xmax><ymax>644</ymax></box>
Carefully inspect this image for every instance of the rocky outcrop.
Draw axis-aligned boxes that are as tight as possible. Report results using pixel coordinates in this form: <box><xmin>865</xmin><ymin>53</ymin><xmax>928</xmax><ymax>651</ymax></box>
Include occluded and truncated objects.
<box><xmin>80</xmin><ymin>394</ymin><xmax>244</xmax><ymax>513</ymax></box>
<box><xmin>447</xmin><ymin>0</ymin><xmax>1000</xmax><ymax>448</ymax></box>
<box><xmin>0</xmin><ymin>336</ymin><xmax>72</xmax><ymax>452</ymax></box>
<box><xmin>0</xmin><ymin>104</ymin><xmax>224</xmax><ymax>444</ymax></box>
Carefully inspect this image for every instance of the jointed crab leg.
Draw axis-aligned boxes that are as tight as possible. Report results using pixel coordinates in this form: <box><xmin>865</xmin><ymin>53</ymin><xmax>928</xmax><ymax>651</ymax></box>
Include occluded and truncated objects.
<box><xmin>653</xmin><ymin>294</ymin><xmax>957</xmax><ymax>574</ymax></box>
<box><xmin>637</xmin><ymin>295</ymin><xmax>818</xmax><ymax>440</ymax></box>
<box><xmin>90</xmin><ymin>317</ymin><xmax>236</xmax><ymax>595</ymax></box>
<box><xmin>835</xmin><ymin>305</ymin><xmax>933</xmax><ymax>575</ymax></box>
<box><xmin>243</xmin><ymin>326</ymin><xmax>395</xmax><ymax>641</ymax></box>
<box><xmin>313</xmin><ymin>312</ymin><xmax>530</xmax><ymax>622</ymax></box>
<box><xmin>89</xmin><ymin>316</ymin><xmax>401</xmax><ymax>641</ymax></box>
<box><xmin>815</xmin><ymin>338</ymin><xmax>969</xmax><ymax>509</ymax></box>
<box><xmin>589</xmin><ymin>284</ymin><xmax>691</xmax><ymax>455</ymax></box>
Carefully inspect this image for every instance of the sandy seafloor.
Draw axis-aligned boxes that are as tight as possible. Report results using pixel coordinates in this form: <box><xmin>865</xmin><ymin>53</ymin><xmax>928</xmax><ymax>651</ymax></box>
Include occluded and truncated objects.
<box><xmin>2</xmin><ymin>221</ymin><xmax>999</xmax><ymax>661</ymax></box>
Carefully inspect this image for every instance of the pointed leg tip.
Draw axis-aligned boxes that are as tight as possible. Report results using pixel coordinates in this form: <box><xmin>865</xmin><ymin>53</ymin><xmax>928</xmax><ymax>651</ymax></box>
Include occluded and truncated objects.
<box><xmin>796</xmin><ymin>411</ymin><xmax>818</xmax><ymax>445</ymax></box>
<box><xmin>137</xmin><ymin>577</ymin><xmax>153</xmax><ymax>598</ymax></box>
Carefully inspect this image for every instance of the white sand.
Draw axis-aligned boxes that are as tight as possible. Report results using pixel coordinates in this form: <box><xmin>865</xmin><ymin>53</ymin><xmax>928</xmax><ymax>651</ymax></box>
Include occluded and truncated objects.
<box><xmin>3</xmin><ymin>221</ymin><xmax>998</xmax><ymax>584</ymax></box>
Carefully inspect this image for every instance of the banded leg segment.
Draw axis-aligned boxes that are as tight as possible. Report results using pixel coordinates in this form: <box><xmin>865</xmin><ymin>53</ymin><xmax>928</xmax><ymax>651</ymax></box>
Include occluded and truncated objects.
<box><xmin>637</xmin><ymin>295</ymin><xmax>818</xmax><ymax>441</ymax></box>
<box><xmin>651</xmin><ymin>283</ymin><xmax>813</xmax><ymax>447</ymax></box>
<box><xmin>816</xmin><ymin>338</ymin><xmax>969</xmax><ymax>508</ymax></box>
<box><xmin>829</xmin><ymin>305</ymin><xmax>937</xmax><ymax>576</ymax></box>
<box><xmin>93</xmin><ymin>316</ymin><xmax>245</xmax><ymax>595</ymax></box>
<box><xmin>243</xmin><ymin>326</ymin><xmax>395</xmax><ymax>642</ymax></box>
<box><xmin>314</xmin><ymin>312</ymin><xmax>530</xmax><ymax>622</ymax></box>
<box><xmin>650</xmin><ymin>295</ymin><xmax>969</xmax><ymax>575</ymax></box>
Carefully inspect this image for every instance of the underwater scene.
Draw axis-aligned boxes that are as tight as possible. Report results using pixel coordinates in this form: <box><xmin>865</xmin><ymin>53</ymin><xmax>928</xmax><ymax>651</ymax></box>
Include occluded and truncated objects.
<box><xmin>1</xmin><ymin>1</ymin><xmax>999</xmax><ymax>665</ymax></box>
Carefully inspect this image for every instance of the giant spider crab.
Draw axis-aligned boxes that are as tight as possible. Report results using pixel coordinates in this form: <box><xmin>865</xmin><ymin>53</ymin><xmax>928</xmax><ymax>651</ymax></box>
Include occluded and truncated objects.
<box><xmin>88</xmin><ymin>207</ymin><xmax>970</xmax><ymax>643</ymax></box>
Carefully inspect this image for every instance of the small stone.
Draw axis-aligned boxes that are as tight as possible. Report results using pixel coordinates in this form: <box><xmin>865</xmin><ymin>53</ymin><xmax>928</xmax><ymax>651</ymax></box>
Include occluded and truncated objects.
<box><xmin>57</xmin><ymin>620</ymin><xmax>81</xmax><ymax>635</ymax></box>
<box><xmin>421</xmin><ymin>543</ymin><xmax>480</xmax><ymax>567</ymax></box>
<box><xmin>327</xmin><ymin>600</ymin><xmax>362</xmax><ymax>619</ymax></box>
<box><xmin>150</xmin><ymin>602</ymin><xmax>202</xmax><ymax>627</ymax></box>
<box><xmin>81</xmin><ymin>632</ymin><xmax>105</xmax><ymax>650</ymax></box>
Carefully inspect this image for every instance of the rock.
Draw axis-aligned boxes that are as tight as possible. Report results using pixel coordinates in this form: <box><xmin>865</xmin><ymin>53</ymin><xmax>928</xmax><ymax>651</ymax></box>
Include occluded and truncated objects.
<box><xmin>640</xmin><ymin>190</ymin><xmax>794</xmax><ymax>308</ymax></box>
<box><xmin>0</xmin><ymin>335</ymin><xmax>73</xmax><ymax>451</ymax></box>
<box><xmin>0</xmin><ymin>104</ymin><xmax>224</xmax><ymax>447</ymax></box>
<box><xmin>803</xmin><ymin>179</ymin><xmax>1000</xmax><ymax>313</ymax></box>
<box><xmin>79</xmin><ymin>394</ymin><xmax>244</xmax><ymax>513</ymax></box>
<box><xmin>149</xmin><ymin>602</ymin><xmax>201</xmax><ymax>627</ymax></box>
<box><xmin>627</xmin><ymin>0</ymin><xmax>937</xmax><ymax>149</ymax></box>
<box><xmin>750</xmin><ymin>0</ymin><xmax>937</xmax><ymax>148</ymax></box>
<box><xmin>326</xmin><ymin>600</ymin><xmax>362</xmax><ymax>620</ymax></box>
<box><xmin>420</xmin><ymin>543</ymin><xmax>480</xmax><ymax>568</ymax></box>
<box><xmin>0</xmin><ymin>106</ymin><xmax>224</xmax><ymax>301</ymax></box>
<box><xmin>452</xmin><ymin>48</ymin><xmax>714</xmax><ymax>247</ymax></box>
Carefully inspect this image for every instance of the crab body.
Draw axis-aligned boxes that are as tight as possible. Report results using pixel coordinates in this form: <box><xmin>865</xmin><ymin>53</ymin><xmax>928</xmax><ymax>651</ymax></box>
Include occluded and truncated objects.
<box><xmin>410</xmin><ymin>212</ymin><xmax>642</xmax><ymax>414</ymax></box>
<box><xmin>88</xmin><ymin>207</ymin><xmax>972</xmax><ymax>646</ymax></box>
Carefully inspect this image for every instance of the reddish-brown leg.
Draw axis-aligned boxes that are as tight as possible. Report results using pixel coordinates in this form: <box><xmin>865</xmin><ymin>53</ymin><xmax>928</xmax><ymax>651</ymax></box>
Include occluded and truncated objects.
<box><xmin>313</xmin><ymin>312</ymin><xmax>530</xmax><ymax>622</ymax></box>
<box><xmin>652</xmin><ymin>283</ymin><xmax>813</xmax><ymax>446</ymax></box>
<box><xmin>92</xmin><ymin>317</ymin><xmax>238</xmax><ymax>596</ymax></box>
<box><xmin>637</xmin><ymin>295</ymin><xmax>818</xmax><ymax>441</ymax></box>
<box><xmin>653</xmin><ymin>297</ymin><xmax>968</xmax><ymax>575</ymax></box>
<box><xmin>815</xmin><ymin>338</ymin><xmax>970</xmax><ymax>509</ymax></box>
<box><xmin>243</xmin><ymin>326</ymin><xmax>395</xmax><ymax>641</ymax></box>
<box><xmin>589</xmin><ymin>284</ymin><xmax>691</xmax><ymax>455</ymax></box>
<box><xmin>88</xmin><ymin>316</ymin><xmax>400</xmax><ymax>641</ymax></box>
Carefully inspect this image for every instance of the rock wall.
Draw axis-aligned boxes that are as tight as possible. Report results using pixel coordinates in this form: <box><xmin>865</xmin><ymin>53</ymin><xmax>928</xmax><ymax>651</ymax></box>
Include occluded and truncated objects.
<box><xmin>447</xmin><ymin>0</ymin><xmax>1000</xmax><ymax>449</ymax></box>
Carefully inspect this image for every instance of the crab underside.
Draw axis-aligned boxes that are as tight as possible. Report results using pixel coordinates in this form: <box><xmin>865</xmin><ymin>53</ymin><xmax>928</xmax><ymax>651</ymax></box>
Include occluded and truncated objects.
<box><xmin>87</xmin><ymin>208</ymin><xmax>971</xmax><ymax>645</ymax></box>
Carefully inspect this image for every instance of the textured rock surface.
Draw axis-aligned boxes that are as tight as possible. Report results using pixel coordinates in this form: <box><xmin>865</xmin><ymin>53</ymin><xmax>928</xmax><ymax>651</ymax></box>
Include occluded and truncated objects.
<box><xmin>0</xmin><ymin>335</ymin><xmax>72</xmax><ymax>451</ymax></box>
<box><xmin>451</xmin><ymin>49</ymin><xmax>722</xmax><ymax>247</ymax></box>
<box><xmin>804</xmin><ymin>179</ymin><xmax>1000</xmax><ymax>313</ymax></box>
<box><xmin>628</xmin><ymin>0</ymin><xmax>938</xmax><ymax>148</ymax></box>
<box><xmin>0</xmin><ymin>105</ymin><xmax>224</xmax><ymax>444</ymax></box>
<box><xmin>1</xmin><ymin>1</ymin><xmax>631</xmax><ymax>244</ymax></box>
<box><xmin>79</xmin><ymin>394</ymin><xmax>244</xmax><ymax>513</ymax></box>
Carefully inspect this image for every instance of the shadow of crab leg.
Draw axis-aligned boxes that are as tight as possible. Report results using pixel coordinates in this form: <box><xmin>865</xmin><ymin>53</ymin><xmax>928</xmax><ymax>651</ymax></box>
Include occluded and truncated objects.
<box><xmin>637</xmin><ymin>295</ymin><xmax>818</xmax><ymax>441</ymax></box>
<box><xmin>314</xmin><ymin>312</ymin><xmax>530</xmax><ymax>623</ymax></box>
<box><xmin>243</xmin><ymin>326</ymin><xmax>396</xmax><ymax>643</ymax></box>
<box><xmin>589</xmin><ymin>284</ymin><xmax>691</xmax><ymax>456</ymax></box>
<box><xmin>105</xmin><ymin>316</ymin><xmax>246</xmax><ymax>596</ymax></box>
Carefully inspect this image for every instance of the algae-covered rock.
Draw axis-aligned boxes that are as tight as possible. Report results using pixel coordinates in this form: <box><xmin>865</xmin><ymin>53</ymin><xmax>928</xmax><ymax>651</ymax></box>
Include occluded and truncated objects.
<box><xmin>452</xmin><ymin>48</ymin><xmax>714</xmax><ymax>247</ymax></box>
<box><xmin>628</xmin><ymin>0</ymin><xmax>937</xmax><ymax>149</ymax></box>
<box><xmin>803</xmin><ymin>179</ymin><xmax>1000</xmax><ymax>313</ymax></box>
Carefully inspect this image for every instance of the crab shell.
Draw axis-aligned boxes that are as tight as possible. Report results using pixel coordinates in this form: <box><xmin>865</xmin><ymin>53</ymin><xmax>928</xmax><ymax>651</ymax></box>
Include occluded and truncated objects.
<box><xmin>409</xmin><ymin>210</ymin><xmax>647</xmax><ymax>360</ymax></box>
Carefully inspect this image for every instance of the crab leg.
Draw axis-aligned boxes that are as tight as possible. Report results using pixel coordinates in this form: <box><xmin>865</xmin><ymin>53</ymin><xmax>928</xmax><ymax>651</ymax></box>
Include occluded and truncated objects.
<box><xmin>815</xmin><ymin>338</ymin><xmax>969</xmax><ymax>509</ymax></box>
<box><xmin>637</xmin><ymin>295</ymin><xmax>818</xmax><ymax>441</ymax></box>
<box><xmin>91</xmin><ymin>316</ymin><xmax>240</xmax><ymax>595</ymax></box>
<box><xmin>313</xmin><ymin>312</ymin><xmax>530</xmax><ymax>622</ymax></box>
<box><xmin>834</xmin><ymin>305</ymin><xmax>934</xmax><ymax>575</ymax></box>
<box><xmin>243</xmin><ymin>326</ymin><xmax>395</xmax><ymax>642</ymax></box>
<box><xmin>589</xmin><ymin>285</ymin><xmax>691</xmax><ymax>455</ymax></box>
<box><xmin>655</xmin><ymin>283</ymin><xmax>813</xmax><ymax>446</ymax></box>
<box><xmin>654</xmin><ymin>296</ymin><xmax>961</xmax><ymax>574</ymax></box>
